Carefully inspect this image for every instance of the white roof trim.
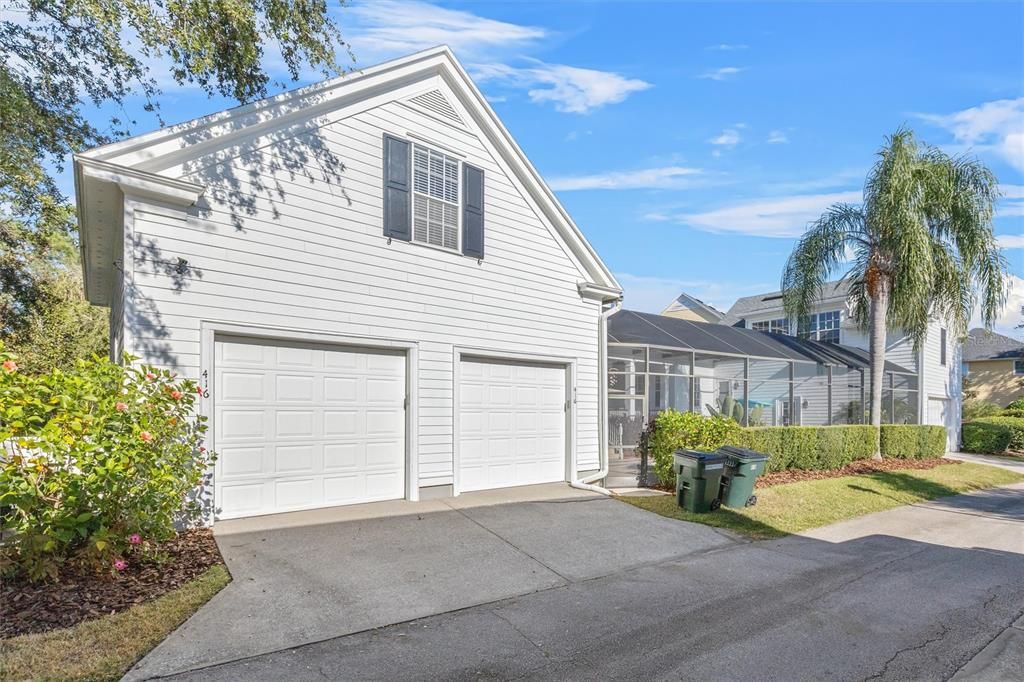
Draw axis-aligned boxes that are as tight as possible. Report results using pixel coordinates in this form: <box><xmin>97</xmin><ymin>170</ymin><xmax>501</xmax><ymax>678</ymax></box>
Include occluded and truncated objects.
<box><xmin>75</xmin><ymin>45</ymin><xmax>621</xmax><ymax>294</ymax></box>
<box><xmin>578</xmin><ymin>281</ymin><xmax>623</xmax><ymax>302</ymax></box>
<box><xmin>76</xmin><ymin>156</ymin><xmax>205</xmax><ymax>205</ymax></box>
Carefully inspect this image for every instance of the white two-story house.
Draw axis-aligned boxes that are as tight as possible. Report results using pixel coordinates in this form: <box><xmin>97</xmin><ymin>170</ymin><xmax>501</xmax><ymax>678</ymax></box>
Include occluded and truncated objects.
<box><xmin>719</xmin><ymin>280</ymin><xmax>961</xmax><ymax>449</ymax></box>
<box><xmin>74</xmin><ymin>47</ymin><xmax>623</xmax><ymax>521</ymax></box>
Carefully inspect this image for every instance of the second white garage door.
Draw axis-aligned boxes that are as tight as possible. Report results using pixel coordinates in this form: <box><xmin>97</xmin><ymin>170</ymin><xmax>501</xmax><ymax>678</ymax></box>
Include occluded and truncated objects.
<box><xmin>457</xmin><ymin>357</ymin><xmax>567</xmax><ymax>492</ymax></box>
<box><xmin>214</xmin><ymin>337</ymin><xmax>406</xmax><ymax>519</ymax></box>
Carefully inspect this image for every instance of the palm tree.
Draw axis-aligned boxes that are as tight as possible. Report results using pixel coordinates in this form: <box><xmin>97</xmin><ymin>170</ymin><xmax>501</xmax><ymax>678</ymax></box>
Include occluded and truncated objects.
<box><xmin>782</xmin><ymin>128</ymin><xmax>1009</xmax><ymax>457</ymax></box>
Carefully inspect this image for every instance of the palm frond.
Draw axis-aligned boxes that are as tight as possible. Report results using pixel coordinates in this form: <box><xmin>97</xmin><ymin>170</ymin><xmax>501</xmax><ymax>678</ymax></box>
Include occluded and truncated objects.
<box><xmin>782</xmin><ymin>204</ymin><xmax>866</xmax><ymax>322</ymax></box>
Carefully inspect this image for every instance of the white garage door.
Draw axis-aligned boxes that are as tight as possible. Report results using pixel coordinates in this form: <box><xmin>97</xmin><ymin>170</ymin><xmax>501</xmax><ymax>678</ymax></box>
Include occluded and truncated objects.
<box><xmin>458</xmin><ymin>358</ymin><xmax>566</xmax><ymax>492</ymax></box>
<box><xmin>928</xmin><ymin>397</ymin><xmax>958</xmax><ymax>453</ymax></box>
<box><xmin>214</xmin><ymin>337</ymin><xmax>406</xmax><ymax>519</ymax></box>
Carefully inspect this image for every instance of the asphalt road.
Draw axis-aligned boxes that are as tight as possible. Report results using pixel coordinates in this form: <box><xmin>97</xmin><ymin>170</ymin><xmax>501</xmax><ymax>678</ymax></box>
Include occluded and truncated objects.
<box><xmin>158</xmin><ymin>484</ymin><xmax>1024</xmax><ymax>682</ymax></box>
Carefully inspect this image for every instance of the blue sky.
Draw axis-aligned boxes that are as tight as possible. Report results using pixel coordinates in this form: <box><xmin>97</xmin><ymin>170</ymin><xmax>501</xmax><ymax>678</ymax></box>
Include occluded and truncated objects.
<box><xmin>71</xmin><ymin>0</ymin><xmax>1024</xmax><ymax>333</ymax></box>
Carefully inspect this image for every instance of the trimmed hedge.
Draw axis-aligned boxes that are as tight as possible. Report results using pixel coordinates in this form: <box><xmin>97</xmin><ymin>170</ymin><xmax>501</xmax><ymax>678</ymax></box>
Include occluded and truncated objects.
<box><xmin>723</xmin><ymin>425</ymin><xmax>876</xmax><ymax>473</ymax></box>
<box><xmin>1005</xmin><ymin>399</ymin><xmax>1024</xmax><ymax>411</ymax></box>
<box><xmin>961</xmin><ymin>421</ymin><xmax>1013</xmax><ymax>454</ymax></box>
<box><xmin>1001</xmin><ymin>408</ymin><xmax>1024</xmax><ymax>419</ymax></box>
<box><xmin>969</xmin><ymin>416</ymin><xmax>1024</xmax><ymax>450</ymax></box>
<box><xmin>879</xmin><ymin>425</ymin><xmax>947</xmax><ymax>459</ymax></box>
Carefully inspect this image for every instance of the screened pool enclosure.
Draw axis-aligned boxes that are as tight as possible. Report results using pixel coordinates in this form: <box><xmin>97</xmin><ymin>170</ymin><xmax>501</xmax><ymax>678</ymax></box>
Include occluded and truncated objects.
<box><xmin>607</xmin><ymin>310</ymin><xmax>920</xmax><ymax>486</ymax></box>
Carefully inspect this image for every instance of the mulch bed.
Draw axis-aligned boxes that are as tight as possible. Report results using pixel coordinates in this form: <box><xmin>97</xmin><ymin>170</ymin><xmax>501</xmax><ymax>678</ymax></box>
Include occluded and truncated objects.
<box><xmin>1</xmin><ymin>528</ymin><xmax>224</xmax><ymax>639</ymax></box>
<box><xmin>754</xmin><ymin>457</ymin><xmax>959</xmax><ymax>488</ymax></box>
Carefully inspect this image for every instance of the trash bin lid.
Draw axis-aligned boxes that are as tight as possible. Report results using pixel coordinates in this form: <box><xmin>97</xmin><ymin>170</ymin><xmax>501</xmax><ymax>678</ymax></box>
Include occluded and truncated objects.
<box><xmin>674</xmin><ymin>448</ymin><xmax>727</xmax><ymax>464</ymax></box>
<box><xmin>718</xmin><ymin>445</ymin><xmax>770</xmax><ymax>462</ymax></box>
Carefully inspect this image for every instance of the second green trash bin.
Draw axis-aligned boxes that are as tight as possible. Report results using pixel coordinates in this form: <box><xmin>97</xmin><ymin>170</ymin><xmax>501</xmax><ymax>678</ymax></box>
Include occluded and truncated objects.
<box><xmin>674</xmin><ymin>449</ymin><xmax>727</xmax><ymax>513</ymax></box>
<box><xmin>717</xmin><ymin>445</ymin><xmax>770</xmax><ymax>508</ymax></box>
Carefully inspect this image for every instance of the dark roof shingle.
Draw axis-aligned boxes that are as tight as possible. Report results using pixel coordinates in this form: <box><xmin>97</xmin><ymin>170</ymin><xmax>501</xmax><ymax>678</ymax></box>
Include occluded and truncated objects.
<box><xmin>964</xmin><ymin>328</ymin><xmax>1024</xmax><ymax>361</ymax></box>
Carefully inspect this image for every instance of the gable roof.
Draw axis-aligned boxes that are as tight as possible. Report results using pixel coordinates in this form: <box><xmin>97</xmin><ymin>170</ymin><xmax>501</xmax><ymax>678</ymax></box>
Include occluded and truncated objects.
<box><xmin>720</xmin><ymin>280</ymin><xmax>851</xmax><ymax>326</ymax></box>
<box><xmin>661</xmin><ymin>292</ymin><xmax>724</xmax><ymax>322</ymax></box>
<box><xmin>74</xmin><ymin>46</ymin><xmax>621</xmax><ymax>305</ymax></box>
<box><xmin>609</xmin><ymin>309</ymin><xmax>913</xmax><ymax>373</ymax></box>
<box><xmin>964</xmin><ymin>328</ymin><xmax>1024</xmax><ymax>361</ymax></box>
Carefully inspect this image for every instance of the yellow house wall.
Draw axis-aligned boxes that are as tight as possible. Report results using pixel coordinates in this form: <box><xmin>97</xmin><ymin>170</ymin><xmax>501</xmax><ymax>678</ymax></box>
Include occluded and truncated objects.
<box><xmin>966</xmin><ymin>359</ymin><xmax>1024</xmax><ymax>406</ymax></box>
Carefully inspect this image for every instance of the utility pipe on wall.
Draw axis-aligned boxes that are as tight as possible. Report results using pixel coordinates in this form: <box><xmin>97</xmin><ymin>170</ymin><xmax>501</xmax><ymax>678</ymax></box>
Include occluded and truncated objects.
<box><xmin>570</xmin><ymin>297</ymin><xmax>622</xmax><ymax>496</ymax></box>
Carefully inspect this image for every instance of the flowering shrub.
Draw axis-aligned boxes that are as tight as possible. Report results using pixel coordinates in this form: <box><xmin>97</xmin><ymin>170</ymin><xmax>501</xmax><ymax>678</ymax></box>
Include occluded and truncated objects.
<box><xmin>0</xmin><ymin>344</ymin><xmax>214</xmax><ymax>581</ymax></box>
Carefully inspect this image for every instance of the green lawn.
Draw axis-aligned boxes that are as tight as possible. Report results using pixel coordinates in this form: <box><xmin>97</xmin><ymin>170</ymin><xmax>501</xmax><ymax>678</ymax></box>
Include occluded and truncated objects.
<box><xmin>620</xmin><ymin>462</ymin><xmax>1024</xmax><ymax>541</ymax></box>
<box><xmin>0</xmin><ymin>565</ymin><xmax>230</xmax><ymax>682</ymax></box>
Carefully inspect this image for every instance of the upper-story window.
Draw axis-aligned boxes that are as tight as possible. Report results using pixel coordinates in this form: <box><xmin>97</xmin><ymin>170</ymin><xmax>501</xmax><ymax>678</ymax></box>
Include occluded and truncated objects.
<box><xmin>798</xmin><ymin>310</ymin><xmax>841</xmax><ymax>343</ymax></box>
<box><xmin>751</xmin><ymin>318</ymin><xmax>790</xmax><ymax>334</ymax></box>
<box><xmin>412</xmin><ymin>144</ymin><xmax>460</xmax><ymax>251</ymax></box>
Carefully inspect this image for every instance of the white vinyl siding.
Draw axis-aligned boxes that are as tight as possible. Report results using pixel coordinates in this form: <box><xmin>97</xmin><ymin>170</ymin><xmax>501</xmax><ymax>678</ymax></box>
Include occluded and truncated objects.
<box><xmin>412</xmin><ymin>144</ymin><xmax>459</xmax><ymax>250</ymax></box>
<box><xmin>118</xmin><ymin>83</ymin><xmax>603</xmax><ymax>491</ymax></box>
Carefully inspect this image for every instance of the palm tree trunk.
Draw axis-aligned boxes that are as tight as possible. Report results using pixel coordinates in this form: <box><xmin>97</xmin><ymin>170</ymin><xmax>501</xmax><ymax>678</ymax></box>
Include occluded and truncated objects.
<box><xmin>868</xmin><ymin>282</ymin><xmax>889</xmax><ymax>459</ymax></box>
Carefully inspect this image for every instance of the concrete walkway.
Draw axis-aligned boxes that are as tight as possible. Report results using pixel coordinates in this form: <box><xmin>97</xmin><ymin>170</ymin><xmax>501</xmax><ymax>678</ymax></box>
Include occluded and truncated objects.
<box><xmin>125</xmin><ymin>483</ymin><xmax>735</xmax><ymax>680</ymax></box>
<box><xmin>151</xmin><ymin>482</ymin><xmax>1024</xmax><ymax>682</ymax></box>
<box><xmin>947</xmin><ymin>451</ymin><xmax>1024</xmax><ymax>473</ymax></box>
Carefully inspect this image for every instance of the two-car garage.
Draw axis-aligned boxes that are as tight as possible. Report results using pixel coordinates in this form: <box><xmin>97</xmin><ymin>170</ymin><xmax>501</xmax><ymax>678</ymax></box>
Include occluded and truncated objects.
<box><xmin>213</xmin><ymin>335</ymin><xmax>570</xmax><ymax>519</ymax></box>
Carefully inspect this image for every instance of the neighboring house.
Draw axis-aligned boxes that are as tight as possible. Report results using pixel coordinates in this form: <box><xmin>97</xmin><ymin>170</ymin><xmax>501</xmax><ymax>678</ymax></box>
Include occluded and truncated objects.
<box><xmin>605</xmin><ymin>309</ymin><xmax>920</xmax><ymax>486</ymax></box>
<box><xmin>74</xmin><ymin>47</ymin><xmax>623</xmax><ymax>520</ymax></box>
<box><xmin>659</xmin><ymin>279</ymin><xmax>962</xmax><ymax>450</ymax></box>
<box><xmin>963</xmin><ymin>328</ymin><xmax>1024</xmax><ymax>407</ymax></box>
<box><xmin>660</xmin><ymin>292</ymin><xmax>724</xmax><ymax>323</ymax></box>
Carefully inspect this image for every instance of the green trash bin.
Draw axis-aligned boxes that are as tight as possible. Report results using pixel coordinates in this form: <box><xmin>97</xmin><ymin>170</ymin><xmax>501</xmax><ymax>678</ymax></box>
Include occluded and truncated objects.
<box><xmin>718</xmin><ymin>445</ymin><xmax>770</xmax><ymax>508</ymax></box>
<box><xmin>674</xmin><ymin>449</ymin><xmax>727</xmax><ymax>513</ymax></box>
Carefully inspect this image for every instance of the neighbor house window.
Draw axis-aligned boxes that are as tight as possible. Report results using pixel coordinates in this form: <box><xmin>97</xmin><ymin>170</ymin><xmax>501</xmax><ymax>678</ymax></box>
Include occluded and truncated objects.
<box><xmin>797</xmin><ymin>310</ymin><xmax>841</xmax><ymax>343</ymax></box>
<box><xmin>940</xmin><ymin>328</ymin><xmax>947</xmax><ymax>366</ymax></box>
<box><xmin>752</xmin><ymin>318</ymin><xmax>790</xmax><ymax>334</ymax></box>
<box><xmin>1014</xmin><ymin>359</ymin><xmax>1024</xmax><ymax>376</ymax></box>
<box><xmin>412</xmin><ymin>144</ymin><xmax>459</xmax><ymax>250</ymax></box>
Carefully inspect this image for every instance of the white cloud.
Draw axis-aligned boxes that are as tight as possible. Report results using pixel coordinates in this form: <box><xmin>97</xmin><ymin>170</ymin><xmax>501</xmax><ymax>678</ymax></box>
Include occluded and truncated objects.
<box><xmin>346</xmin><ymin>1</ymin><xmax>649</xmax><ymax>114</ymax></box>
<box><xmin>706</xmin><ymin>43</ymin><xmax>749</xmax><ymax>51</ymax></box>
<box><xmin>614</xmin><ymin>273</ymin><xmax>773</xmax><ymax>314</ymax></box>
<box><xmin>679</xmin><ymin>191</ymin><xmax>863</xmax><ymax>238</ymax></box>
<box><xmin>709</xmin><ymin>128</ymin><xmax>741</xmax><ymax>147</ymax></box>
<box><xmin>473</xmin><ymin>61</ymin><xmax>651</xmax><ymax>114</ymax></box>
<box><xmin>348</xmin><ymin>0</ymin><xmax>544</xmax><ymax>62</ymax></box>
<box><xmin>1001</xmin><ymin>184</ymin><xmax>1024</xmax><ymax>199</ymax></box>
<box><xmin>547</xmin><ymin>166</ymin><xmax>702</xmax><ymax>191</ymax></box>
<box><xmin>997</xmin><ymin>235</ymin><xmax>1024</xmax><ymax>249</ymax></box>
<box><xmin>970</xmin><ymin>274</ymin><xmax>1024</xmax><ymax>337</ymax></box>
<box><xmin>767</xmin><ymin>130</ymin><xmax>789</xmax><ymax>144</ymax></box>
<box><xmin>916</xmin><ymin>98</ymin><xmax>1024</xmax><ymax>171</ymax></box>
<box><xmin>698</xmin><ymin>66</ymin><xmax>744</xmax><ymax>81</ymax></box>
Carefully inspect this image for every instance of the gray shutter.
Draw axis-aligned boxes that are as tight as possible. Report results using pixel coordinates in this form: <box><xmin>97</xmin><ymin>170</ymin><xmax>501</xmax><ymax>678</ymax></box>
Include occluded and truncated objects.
<box><xmin>462</xmin><ymin>164</ymin><xmax>484</xmax><ymax>259</ymax></box>
<box><xmin>382</xmin><ymin>134</ymin><xmax>411</xmax><ymax>241</ymax></box>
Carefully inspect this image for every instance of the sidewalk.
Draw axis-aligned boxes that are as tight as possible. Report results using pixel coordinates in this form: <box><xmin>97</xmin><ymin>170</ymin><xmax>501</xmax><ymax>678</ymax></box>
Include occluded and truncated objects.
<box><xmin>946</xmin><ymin>451</ymin><xmax>1024</xmax><ymax>474</ymax></box>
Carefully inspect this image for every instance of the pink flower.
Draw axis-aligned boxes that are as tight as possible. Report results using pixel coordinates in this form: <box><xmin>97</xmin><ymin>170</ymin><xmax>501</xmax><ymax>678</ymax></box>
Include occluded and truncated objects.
<box><xmin>128</xmin><ymin>534</ymin><xmax>141</xmax><ymax>545</ymax></box>
<box><xmin>2</xmin><ymin>360</ymin><xmax>17</xmax><ymax>373</ymax></box>
<box><xmin>116</xmin><ymin>401</ymin><xmax>128</xmax><ymax>412</ymax></box>
<box><xmin>113</xmin><ymin>559</ymin><xmax>127</xmax><ymax>571</ymax></box>
<box><xmin>145</xmin><ymin>372</ymin><xmax>156</xmax><ymax>381</ymax></box>
<box><xmin>170</xmin><ymin>390</ymin><xmax>183</xmax><ymax>400</ymax></box>
<box><xmin>195</xmin><ymin>386</ymin><xmax>204</xmax><ymax>395</ymax></box>
<box><xmin>139</xmin><ymin>431</ymin><xmax>153</xmax><ymax>442</ymax></box>
<box><xmin>198</xmin><ymin>446</ymin><xmax>206</xmax><ymax>453</ymax></box>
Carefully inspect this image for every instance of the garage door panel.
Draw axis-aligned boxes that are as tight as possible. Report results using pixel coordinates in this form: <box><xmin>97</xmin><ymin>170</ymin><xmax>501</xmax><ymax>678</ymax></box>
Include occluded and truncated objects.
<box><xmin>215</xmin><ymin>337</ymin><xmax>406</xmax><ymax>519</ymax></box>
<box><xmin>457</xmin><ymin>358</ymin><xmax>566</xmax><ymax>493</ymax></box>
<box><xmin>221</xmin><ymin>410</ymin><xmax>266</xmax><ymax>439</ymax></box>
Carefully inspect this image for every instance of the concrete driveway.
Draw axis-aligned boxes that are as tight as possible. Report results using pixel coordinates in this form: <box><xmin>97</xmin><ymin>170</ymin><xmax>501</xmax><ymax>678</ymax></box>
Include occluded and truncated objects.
<box><xmin>126</xmin><ymin>484</ymin><xmax>735</xmax><ymax>680</ymax></box>
<box><xmin>130</xmin><ymin>482</ymin><xmax>1024</xmax><ymax>681</ymax></box>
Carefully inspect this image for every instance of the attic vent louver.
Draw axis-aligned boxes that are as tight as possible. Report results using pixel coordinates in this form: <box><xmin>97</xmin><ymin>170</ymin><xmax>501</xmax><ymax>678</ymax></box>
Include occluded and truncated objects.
<box><xmin>408</xmin><ymin>90</ymin><xmax>463</xmax><ymax>124</ymax></box>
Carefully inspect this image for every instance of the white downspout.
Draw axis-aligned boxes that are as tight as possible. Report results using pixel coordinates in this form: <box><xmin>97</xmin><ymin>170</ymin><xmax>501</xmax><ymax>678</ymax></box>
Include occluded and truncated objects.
<box><xmin>570</xmin><ymin>297</ymin><xmax>622</xmax><ymax>496</ymax></box>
